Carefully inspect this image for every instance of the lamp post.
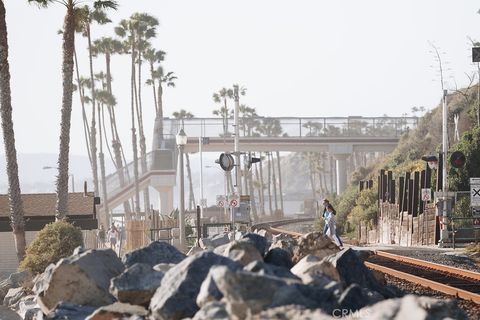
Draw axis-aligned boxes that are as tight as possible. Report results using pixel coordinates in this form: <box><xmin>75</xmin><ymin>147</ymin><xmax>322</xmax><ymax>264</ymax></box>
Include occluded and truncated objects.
<box><xmin>176</xmin><ymin>129</ymin><xmax>187</xmax><ymax>251</ymax></box>
<box><xmin>43</xmin><ymin>166</ymin><xmax>75</xmax><ymax>192</ymax></box>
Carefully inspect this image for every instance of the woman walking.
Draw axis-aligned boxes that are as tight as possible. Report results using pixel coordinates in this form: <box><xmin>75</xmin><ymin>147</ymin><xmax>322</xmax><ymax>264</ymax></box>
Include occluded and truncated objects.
<box><xmin>325</xmin><ymin>204</ymin><xmax>343</xmax><ymax>248</ymax></box>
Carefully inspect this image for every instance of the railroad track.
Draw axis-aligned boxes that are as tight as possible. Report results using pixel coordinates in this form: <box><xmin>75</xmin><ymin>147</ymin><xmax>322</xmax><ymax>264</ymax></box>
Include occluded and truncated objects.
<box><xmin>366</xmin><ymin>251</ymin><xmax>480</xmax><ymax>304</ymax></box>
<box><xmin>251</xmin><ymin>217</ymin><xmax>312</xmax><ymax>238</ymax></box>
<box><xmin>267</xmin><ymin>223</ymin><xmax>480</xmax><ymax>304</ymax></box>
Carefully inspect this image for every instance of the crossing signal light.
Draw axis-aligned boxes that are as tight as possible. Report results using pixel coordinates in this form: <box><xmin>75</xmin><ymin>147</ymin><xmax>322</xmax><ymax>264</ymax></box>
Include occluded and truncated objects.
<box><xmin>450</xmin><ymin>151</ymin><xmax>466</xmax><ymax>168</ymax></box>
<box><xmin>247</xmin><ymin>157</ymin><xmax>261</xmax><ymax>169</ymax></box>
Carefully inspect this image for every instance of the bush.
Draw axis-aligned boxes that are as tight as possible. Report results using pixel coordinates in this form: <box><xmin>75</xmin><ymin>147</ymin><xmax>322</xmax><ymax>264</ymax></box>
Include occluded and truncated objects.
<box><xmin>19</xmin><ymin>220</ymin><xmax>83</xmax><ymax>274</ymax></box>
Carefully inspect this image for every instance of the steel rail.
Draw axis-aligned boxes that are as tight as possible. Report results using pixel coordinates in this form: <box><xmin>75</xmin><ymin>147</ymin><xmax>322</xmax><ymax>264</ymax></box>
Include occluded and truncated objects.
<box><xmin>376</xmin><ymin>251</ymin><xmax>480</xmax><ymax>282</ymax></box>
<box><xmin>364</xmin><ymin>261</ymin><xmax>480</xmax><ymax>304</ymax></box>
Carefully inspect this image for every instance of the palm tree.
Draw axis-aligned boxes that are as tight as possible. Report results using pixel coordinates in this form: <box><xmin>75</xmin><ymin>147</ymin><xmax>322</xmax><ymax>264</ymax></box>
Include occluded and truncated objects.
<box><xmin>28</xmin><ymin>0</ymin><xmax>118</xmax><ymax>219</ymax></box>
<box><xmin>75</xmin><ymin>5</ymin><xmax>113</xmax><ymax>197</ymax></box>
<box><xmin>115</xmin><ymin>18</ymin><xmax>141</xmax><ymax>214</ymax></box>
<box><xmin>172</xmin><ymin>110</ymin><xmax>196</xmax><ymax>210</ymax></box>
<box><xmin>212</xmin><ymin>88</ymin><xmax>234</xmax><ymax>137</ymax></box>
<box><xmin>91</xmin><ymin>37</ymin><xmax>131</xmax><ymax>213</ymax></box>
<box><xmin>144</xmin><ymin>48</ymin><xmax>177</xmax><ymax>146</ymax></box>
<box><xmin>0</xmin><ymin>0</ymin><xmax>26</xmax><ymax>261</ymax></box>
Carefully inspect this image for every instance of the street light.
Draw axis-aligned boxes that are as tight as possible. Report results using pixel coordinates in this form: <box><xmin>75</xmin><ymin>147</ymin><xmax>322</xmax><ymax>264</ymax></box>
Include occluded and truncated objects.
<box><xmin>176</xmin><ymin>129</ymin><xmax>187</xmax><ymax>251</ymax></box>
<box><xmin>42</xmin><ymin>166</ymin><xmax>75</xmax><ymax>192</ymax></box>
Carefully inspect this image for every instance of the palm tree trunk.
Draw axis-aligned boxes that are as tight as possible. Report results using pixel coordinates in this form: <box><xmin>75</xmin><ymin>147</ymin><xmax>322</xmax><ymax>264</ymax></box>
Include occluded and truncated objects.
<box><xmin>98</xmin><ymin>102</ymin><xmax>109</xmax><ymax>226</ymax></box>
<box><xmin>157</xmin><ymin>82</ymin><xmax>164</xmax><ymax>142</ymax></box>
<box><xmin>276</xmin><ymin>151</ymin><xmax>284</xmax><ymax>216</ymax></box>
<box><xmin>0</xmin><ymin>1</ymin><xmax>26</xmax><ymax>261</ymax></box>
<box><xmin>86</xmin><ymin>24</ymin><xmax>99</xmax><ymax>197</ymax></box>
<box><xmin>130</xmin><ymin>35</ymin><xmax>141</xmax><ymax>215</ymax></box>
<box><xmin>74</xmin><ymin>49</ymin><xmax>92</xmax><ymax>165</ymax></box>
<box><xmin>185</xmin><ymin>153</ymin><xmax>195</xmax><ymax>211</ymax></box>
<box><xmin>136</xmin><ymin>48</ymin><xmax>151</xmax><ymax>215</ymax></box>
<box><xmin>267</xmin><ymin>153</ymin><xmax>273</xmax><ymax>215</ymax></box>
<box><xmin>330</xmin><ymin>154</ymin><xmax>335</xmax><ymax>194</ymax></box>
<box><xmin>55</xmin><ymin>3</ymin><xmax>75</xmax><ymax>218</ymax></box>
<box><xmin>271</xmin><ymin>152</ymin><xmax>278</xmax><ymax>214</ymax></box>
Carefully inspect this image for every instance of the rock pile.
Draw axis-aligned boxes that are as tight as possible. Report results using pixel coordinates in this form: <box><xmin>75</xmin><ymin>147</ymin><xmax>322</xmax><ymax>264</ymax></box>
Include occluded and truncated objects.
<box><xmin>1</xmin><ymin>235</ymin><xmax>466</xmax><ymax>319</ymax></box>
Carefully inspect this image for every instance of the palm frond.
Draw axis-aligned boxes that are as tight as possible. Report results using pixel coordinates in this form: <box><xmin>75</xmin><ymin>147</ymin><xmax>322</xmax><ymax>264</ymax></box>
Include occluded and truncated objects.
<box><xmin>93</xmin><ymin>1</ymin><xmax>119</xmax><ymax>10</ymax></box>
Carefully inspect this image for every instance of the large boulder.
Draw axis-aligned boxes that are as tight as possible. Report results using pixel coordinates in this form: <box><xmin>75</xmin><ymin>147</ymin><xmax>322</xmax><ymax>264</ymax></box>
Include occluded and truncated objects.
<box><xmin>205</xmin><ymin>265</ymin><xmax>337</xmax><ymax>318</ymax></box>
<box><xmin>337</xmin><ymin>283</ymin><xmax>384</xmax><ymax>312</ymax></box>
<box><xmin>0</xmin><ymin>271</ymin><xmax>30</xmax><ymax>303</ymax></box>
<box><xmin>269</xmin><ymin>234</ymin><xmax>297</xmax><ymax>257</ymax></box>
<box><xmin>240</xmin><ymin>233</ymin><xmax>268</xmax><ymax>256</ymax></box>
<box><xmin>291</xmin><ymin>254</ymin><xmax>337</xmax><ymax>286</ymax></box>
<box><xmin>16</xmin><ymin>295</ymin><xmax>40</xmax><ymax>320</ymax></box>
<box><xmin>351</xmin><ymin>295</ymin><xmax>466</xmax><ymax>319</ymax></box>
<box><xmin>3</xmin><ymin>287</ymin><xmax>26</xmax><ymax>309</ymax></box>
<box><xmin>122</xmin><ymin>241</ymin><xmax>186</xmax><ymax>268</ymax></box>
<box><xmin>110</xmin><ymin>263</ymin><xmax>164</xmax><ymax>306</ymax></box>
<box><xmin>318</xmin><ymin>248</ymin><xmax>394</xmax><ymax>298</ymax></box>
<box><xmin>33</xmin><ymin>248</ymin><xmax>124</xmax><ymax>314</ymax></box>
<box><xmin>44</xmin><ymin>302</ymin><xmax>96</xmax><ymax>320</ymax></box>
<box><xmin>149</xmin><ymin>251</ymin><xmax>241</xmax><ymax>320</ymax></box>
<box><xmin>250</xmin><ymin>305</ymin><xmax>332</xmax><ymax>320</ymax></box>
<box><xmin>264</xmin><ymin>247</ymin><xmax>293</xmax><ymax>269</ymax></box>
<box><xmin>223</xmin><ymin>241</ymin><xmax>263</xmax><ymax>266</ymax></box>
<box><xmin>292</xmin><ymin>232</ymin><xmax>339</xmax><ymax>264</ymax></box>
<box><xmin>192</xmin><ymin>301</ymin><xmax>229</xmax><ymax>320</ymax></box>
<box><xmin>199</xmin><ymin>233</ymin><xmax>230</xmax><ymax>249</ymax></box>
<box><xmin>0</xmin><ymin>305</ymin><xmax>22</xmax><ymax>320</ymax></box>
<box><xmin>243</xmin><ymin>261</ymin><xmax>299</xmax><ymax>281</ymax></box>
<box><xmin>86</xmin><ymin>302</ymin><xmax>148</xmax><ymax>320</ymax></box>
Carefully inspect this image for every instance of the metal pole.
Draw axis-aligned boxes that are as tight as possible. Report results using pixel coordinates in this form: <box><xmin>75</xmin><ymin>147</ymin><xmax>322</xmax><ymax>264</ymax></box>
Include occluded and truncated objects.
<box><xmin>70</xmin><ymin>174</ymin><xmax>75</xmax><ymax>192</ymax></box>
<box><xmin>179</xmin><ymin>145</ymin><xmax>186</xmax><ymax>251</ymax></box>
<box><xmin>233</xmin><ymin>85</ymin><xmax>242</xmax><ymax>195</ymax></box>
<box><xmin>442</xmin><ymin>89</ymin><xmax>448</xmax><ymax>192</ymax></box>
<box><xmin>199</xmin><ymin>136</ymin><xmax>204</xmax><ymax>218</ymax></box>
<box><xmin>196</xmin><ymin>205</ymin><xmax>201</xmax><ymax>246</ymax></box>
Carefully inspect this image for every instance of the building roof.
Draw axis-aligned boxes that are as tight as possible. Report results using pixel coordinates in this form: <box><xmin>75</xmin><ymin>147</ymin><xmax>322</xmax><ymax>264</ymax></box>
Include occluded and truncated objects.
<box><xmin>0</xmin><ymin>192</ymin><xmax>96</xmax><ymax>217</ymax></box>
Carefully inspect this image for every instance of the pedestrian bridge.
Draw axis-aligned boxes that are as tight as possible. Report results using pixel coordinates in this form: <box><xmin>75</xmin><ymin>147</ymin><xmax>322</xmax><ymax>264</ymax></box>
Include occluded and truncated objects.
<box><xmin>101</xmin><ymin>116</ymin><xmax>418</xmax><ymax>215</ymax></box>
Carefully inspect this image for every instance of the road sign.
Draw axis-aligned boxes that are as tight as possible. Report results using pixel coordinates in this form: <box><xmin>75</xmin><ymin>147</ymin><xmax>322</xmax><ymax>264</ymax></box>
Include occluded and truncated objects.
<box><xmin>230</xmin><ymin>199</ymin><xmax>239</xmax><ymax>208</ymax></box>
<box><xmin>471</xmin><ymin>178</ymin><xmax>480</xmax><ymax>207</ymax></box>
<box><xmin>421</xmin><ymin>188</ymin><xmax>431</xmax><ymax>202</ymax></box>
<box><xmin>200</xmin><ymin>198</ymin><xmax>207</xmax><ymax>207</ymax></box>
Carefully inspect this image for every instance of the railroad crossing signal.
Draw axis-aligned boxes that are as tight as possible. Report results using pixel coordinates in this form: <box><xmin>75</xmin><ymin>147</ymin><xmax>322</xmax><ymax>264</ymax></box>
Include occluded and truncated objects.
<box><xmin>421</xmin><ymin>188</ymin><xmax>431</xmax><ymax>202</ymax></box>
<box><xmin>230</xmin><ymin>199</ymin><xmax>239</xmax><ymax>208</ymax></box>
<box><xmin>450</xmin><ymin>151</ymin><xmax>466</xmax><ymax>168</ymax></box>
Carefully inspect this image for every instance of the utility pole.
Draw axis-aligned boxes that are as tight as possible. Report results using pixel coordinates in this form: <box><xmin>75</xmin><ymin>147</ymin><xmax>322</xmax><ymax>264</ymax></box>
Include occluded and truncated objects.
<box><xmin>199</xmin><ymin>136</ymin><xmax>204</xmax><ymax>218</ymax></box>
<box><xmin>442</xmin><ymin>89</ymin><xmax>448</xmax><ymax>192</ymax></box>
<box><xmin>233</xmin><ymin>85</ymin><xmax>242</xmax><ymax>196</ymax></box>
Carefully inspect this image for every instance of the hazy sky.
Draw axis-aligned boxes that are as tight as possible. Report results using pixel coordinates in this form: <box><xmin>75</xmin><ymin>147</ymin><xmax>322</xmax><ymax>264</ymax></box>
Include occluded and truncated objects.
<box><xmin>3</xmin><ymin>0</ymin><xmax>480</xmax><ymax>161</ymax></box>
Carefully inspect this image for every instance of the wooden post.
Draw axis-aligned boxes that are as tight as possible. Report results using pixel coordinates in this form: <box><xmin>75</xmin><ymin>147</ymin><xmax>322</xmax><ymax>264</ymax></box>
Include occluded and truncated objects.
<box><xmin>390</xmin><ymin>179</ymin><xmax>396</xmax><ymax>204</ymax></box>
<box><xmin>407</xmin><ymin>178</ymin><xmax>413</xmax><ymax>223</ymax></box>
<box><xmin>360</xmin><ymin>180</ymin><xmax>365</xmax><ymax>192</ymax></box>
<box><xmin>403</xmin><ymin>172</ymin><xmax>411</xmax><ymax>213</ymax></box>
<box><xmin>412</xmin><ymin>171</ymin><xmax>420</xmax><ymax>217</ymax></box>
<box><xmin>425</xmin><ymin>163</ymin><xmax>432</xmax><ymax>189</ymax></box>
<box><xmin>387</xmin><ymin>171</ymin><xmax>393</xmax><ymax>203</ymax></box>
<box><xmin>398</xmin><ymin>177</ymin><xmax>405</xmax><ymax>213</ymax></box>
<box><xmin>382</xmin><ymin>170</ymin><xmax>388</xmax><ymax>202</ymax></box>
<box><xmin>368</xmin><ymin>179</ymin><xmax>373</xmax><ymax>189</ymax></box>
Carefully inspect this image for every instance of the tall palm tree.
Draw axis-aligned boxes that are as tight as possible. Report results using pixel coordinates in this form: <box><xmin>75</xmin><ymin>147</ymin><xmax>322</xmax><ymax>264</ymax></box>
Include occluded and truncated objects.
<box><xmin>115</xmin><ymin>18</ymin><xmax>141</xmax><ymax>214</ymax></box>
<box><xmin>172</xmin><ymin>109</ymin><xmax>196</xmax><ymax>210</ymax></box>
<box><xmin>144</xmin><ymin>48</ymin><xmax>177</xmax><ymax>146</ymax></box>
<box><xmin>212</xmin><ymin>88</ymin><xmax>233</xmax><ymax>137</ymax></box>
<box><xmin>28</xmin><ymin>0</ymin><xmax>118</xmax><ymax>219</ymax></box>
<box><xmin>75</xmin><ymin>5</ymin><xmax>113</xmax><ymax>197</ymax></box>
<box><xmin>0</xmin><ymin>0</ymin><xmax>26</xmax><ymax>261</ymax></box>
<box><xmin>276</xmin><ymin>151</ymin><xmax>284</xmax><ymax>216</ymax></box>
<box><xmin>91</xmin><ymin>37</ymin><xmax>131</xmax><ymax>213</ymax></box>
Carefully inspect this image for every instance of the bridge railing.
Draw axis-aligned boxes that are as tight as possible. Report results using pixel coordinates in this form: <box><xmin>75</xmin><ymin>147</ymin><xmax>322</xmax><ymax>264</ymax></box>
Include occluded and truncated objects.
<box><xmin>162</xmin><ymin>116</ymin><xmax>418</xmax><ymax>138</ymax></box>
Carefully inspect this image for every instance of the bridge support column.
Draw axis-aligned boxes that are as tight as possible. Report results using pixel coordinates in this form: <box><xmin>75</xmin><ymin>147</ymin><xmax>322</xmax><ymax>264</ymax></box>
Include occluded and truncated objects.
<box><xmin>329</xmin><ymin>144</ymin><xmax>353</xmax><ymax>195</ymax></box>
<box><xmin>157</xmin><ymin>187</ymin><xmax>174</xmax><ymax>215</ymax></box>
<box><xmin>334</xmin><ymin>154</ymin><xmax>349</xmax><ymax>195</ymax></box>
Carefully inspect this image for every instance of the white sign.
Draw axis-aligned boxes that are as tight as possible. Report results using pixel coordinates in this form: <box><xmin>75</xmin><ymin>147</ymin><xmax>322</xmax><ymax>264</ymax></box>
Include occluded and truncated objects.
<box><xmin>200</xmin><ymin>198</ymin><xmax>207</xmax><ymax>207</ymax></box>
<box><xmin>421</xmin><ymin>188</ymin><xmax>431</xmax><ymax>202</ymax></box>
<box><xmin>471</xmin><ymin>178</ymin><xmax>480</xmax><ymax>207</ymax></box>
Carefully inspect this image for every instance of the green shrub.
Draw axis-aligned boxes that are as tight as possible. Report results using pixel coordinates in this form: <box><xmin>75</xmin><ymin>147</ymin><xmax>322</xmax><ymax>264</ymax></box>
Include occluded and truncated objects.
<box><xmin>19</xmin><ymin>220</ymin><xmax>83</xmax><ymax>274</ymax></box>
